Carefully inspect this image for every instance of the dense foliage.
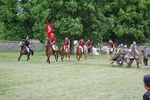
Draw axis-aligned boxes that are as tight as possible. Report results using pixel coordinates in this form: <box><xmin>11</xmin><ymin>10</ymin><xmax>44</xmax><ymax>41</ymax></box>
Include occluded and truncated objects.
<box><xmin>0</xmin><ymin>0</ymin><xmax>150</xmax><ymax>45</ymax></box>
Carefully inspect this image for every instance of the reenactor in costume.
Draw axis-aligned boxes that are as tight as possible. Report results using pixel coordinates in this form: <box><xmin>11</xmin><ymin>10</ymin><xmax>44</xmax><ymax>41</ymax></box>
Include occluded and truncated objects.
<box><xmin>79</xmin><ymin>39</ymin><xmax>85</xmax><ymax>53</ymax></box>
<box><xmin>19</xmin><ymin>36</ymin><xmax>31</xmax><ymax>53</ymax></box>
<box><xmin>127</xmin><ymin>41</ymin><xmax>140</xmax><ymax>68</ymax></box>
<box><xmin>62</xmin><ymin>37</ymin><xmax>70</xmax><ymax>52</ymax></box>
<box><xmin>141</xmin><ymin>46</ymin><xmax>150</xmax><ymax>67</ymax></box>
<box><xmin>86</xmin><ymin>40</ymin><xmax>92</xmax><ymax>53</ymax></box>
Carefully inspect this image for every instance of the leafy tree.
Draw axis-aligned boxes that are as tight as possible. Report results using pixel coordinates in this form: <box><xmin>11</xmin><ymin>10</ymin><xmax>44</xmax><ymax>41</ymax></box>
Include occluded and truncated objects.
<box><xmin>0</xmin><ymin>0</ymin><xmax>149</xmax><ymax>45</ymax></box>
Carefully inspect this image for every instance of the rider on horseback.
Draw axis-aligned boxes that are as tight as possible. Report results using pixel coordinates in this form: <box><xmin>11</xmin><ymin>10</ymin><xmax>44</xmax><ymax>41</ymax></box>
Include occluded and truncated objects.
<box><xmin>79</xmin><ymin>39</ymin><xmax>85</xmax><ymax>53</ymax></box>
<box><xmin>19</xmin><ymin>36</ymin><xmax>30</xmax><ymax>53</ymax></box>
<box><xmin>86</xmin><ymin>39</ymin><xmax>92</xmax><ymax>53</ymax></box>
<box><xmin>62</xmin><ymin>37</ymin><xmax>70</xmax><ymax>52</ymax></box>
<box><xmin>48</xmin><ymin>34</ymin><xmax>57</xmax><ymax>51</ymax></box>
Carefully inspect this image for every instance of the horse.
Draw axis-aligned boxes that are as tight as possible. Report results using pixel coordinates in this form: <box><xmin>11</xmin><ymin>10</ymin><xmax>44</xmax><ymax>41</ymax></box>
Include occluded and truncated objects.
<box><xmin>45</xmin><ymin>41</ymin><xmax>59</xmax><ymax>64</ymax></box>
<box><xmin>18</xmin><ymin>45</ymin><xmax>34</xmax><ymax>61</ymax></box>
<box><xmin>59</xmin><ymin>46</ymin><xmax>71</xmax><ymax>61</ymax></box>
<box><xmin>76</xmin><ymin>45</ymin><xmax>87</xmax><ymax>61</ymax></box>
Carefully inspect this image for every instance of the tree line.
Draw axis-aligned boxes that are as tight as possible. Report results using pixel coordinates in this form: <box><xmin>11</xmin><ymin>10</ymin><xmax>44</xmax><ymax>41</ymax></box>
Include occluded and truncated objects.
<box><xmin>0</xmin><ymin>0</ymin><xmax>150</xmax><ymax>46</ymax></box>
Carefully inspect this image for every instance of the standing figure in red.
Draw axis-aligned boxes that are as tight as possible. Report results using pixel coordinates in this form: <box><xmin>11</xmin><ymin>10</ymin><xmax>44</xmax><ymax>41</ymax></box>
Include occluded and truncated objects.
<box><xmin>108</xmin><ymin>40</ymin><xmax>115</xmax><ymax>55</ymax></box>
<box><xmin>86</xmin><ymin>39</ymin><xmax>92</xmax><ymax>53</ymax></box>
<box><xmin>79</xmin><ymin>39</ymin><xmax>85</xmax><ymax>53</ymax></box>
<box><xmin>62</xmin><ymin>37</ymin><xmax>70</xmax><ymax>52</ymax></box>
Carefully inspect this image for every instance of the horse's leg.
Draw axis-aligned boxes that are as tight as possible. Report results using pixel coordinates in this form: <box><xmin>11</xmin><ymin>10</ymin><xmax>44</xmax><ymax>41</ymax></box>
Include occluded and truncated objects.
<box><xmin>47</xmin><ymin>56</ymin><xmax>50</xmax><ymax>64</ymax></box>
<box><xmin>76</xmin><ymin>54</ymin><xmax>79</xmax><ymax>61</ymax></box>
<box><xmin>26</xmin><ymin>54</ymin><xmax>30</xmax><ymax>61</ymax></box>
<box><xmin>61</xmin><ymin>55</ymin><xmax>63</xmax><ymax>61</ymax></box>
<box><xmin>30</xmin><ymin>49</ymin><xmax>34</xmax><ymax>55</ymax></box>
<box><xmin>65</xmin><ymin>54</ymin><xmax>67</xmax><ymax>58</ymax></box>
<box><xmin>84</xmin><ymin>53</ymin><xmax>87</xmax><ymax>60</ymax></box>
<box><xmin>28</xmin><ymin>55</ymin><xmax>30</xmax><ymax>60</ymax></box>
<box><xmin>78</xmin><ymin>54</ymin><xmax>82</xmax><ymax>61</ymax></box>
<box><xmin>61</xmin><ymin>54</ymin><xmax>64</xmax><ymax>61</ymax></box>
<box><xmin>53</xmin><ymin>51</ymin><xmax>58</xmax><ymax>62</ymax></box>
<box><xmin>68</xmin><ymin>53</ymin><xmax>70</xmax><ymax>61</ymax></box>
<box><xmin>77</xmin><ymin>54</ymin><xmax>81</xmax><ymax>61</ymax></box>
<box><xmin>56</xmin><ymin>51</ymin><xmax>58</xmax><ymax>61</ymax></box>
<box><xmin>18</xmin><ymin>53</ymin><xmax>22</xmax><ymax>61</ymax></box>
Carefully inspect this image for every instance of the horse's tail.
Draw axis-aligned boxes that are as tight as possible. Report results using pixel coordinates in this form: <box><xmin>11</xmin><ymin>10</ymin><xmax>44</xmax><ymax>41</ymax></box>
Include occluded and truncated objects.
<box><xmin>30</xmin><ymin>50</ymin><xmax>34</xmax><ymax>56</ymax></box>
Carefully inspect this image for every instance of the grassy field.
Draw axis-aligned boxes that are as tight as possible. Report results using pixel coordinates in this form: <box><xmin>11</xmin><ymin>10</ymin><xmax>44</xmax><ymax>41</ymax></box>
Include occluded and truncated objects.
<box><xmin>0</xmin><ymin>52</ymin><xmax>150</xmax><ymax>100</ymax></box>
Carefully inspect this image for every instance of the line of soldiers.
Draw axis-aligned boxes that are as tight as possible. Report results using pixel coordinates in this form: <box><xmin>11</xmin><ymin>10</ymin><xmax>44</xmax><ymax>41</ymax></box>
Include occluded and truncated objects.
<box><xmin>110</xmin><ymin>41</ymin><xmax>150</xmax><ymax>68</ymax></box>
<box><xmin>76</xmin><ymin>39</ymin><xmax>92</xmax><ymax>53</ymax></box>
<box><xmin>44</xmin><ymin>34</ymin><xmax>93</xmax><ymax>53</ymax></box>
<box><xmin>19</xmin><ymin>37</ymin><xmax>149</xmax><ymax>67</ymax></box>
<box><xmin>19</xmin><ymin>34</ymin><xmax>93</xmax><ymax>55</ymax></box>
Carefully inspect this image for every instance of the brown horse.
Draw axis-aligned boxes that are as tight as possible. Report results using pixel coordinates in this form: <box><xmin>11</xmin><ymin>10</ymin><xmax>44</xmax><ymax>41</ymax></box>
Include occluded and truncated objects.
<box><xmin>59</xmin><ymin>47</ymin><xmax>71</xmax><ymax>61</ymax></box>
<box><xmin>76</xmin><ymin>45</ymin><xmax>87</xmax><ymax>61</ymax></box>
<box><xmin>45</xmin><ymin>41</ymin><xmax>59</xmax><ymax>64</ymax></box>
<box><xmin>18</xmin><ymin>46</ymin><xmax>34</xmax><ymax>61</ymax></box>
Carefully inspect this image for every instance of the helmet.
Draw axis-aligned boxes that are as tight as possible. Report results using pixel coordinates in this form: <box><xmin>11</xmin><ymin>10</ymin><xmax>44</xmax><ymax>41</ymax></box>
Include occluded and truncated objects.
<box><xmin>120</xmin><ymin>43</ymin><xmax>123</xmax><ymax>46</ymax></box>
<box><xmin>124</xmin><ymin>45</ymin><xmax>127</xmax><ymax>48</ymax></box>
<box><xmin>65</xmin><ymin>37</ymin><xmax>68</xmax><ymax>40</ymax></box>
<box><xmin>109</xmin><ymin>40</ymin><xmax>113</xmax><ymax>43</ymax></box>
<box><xmin>133</xmin><ymin>41</ymin><xmax>136</xmax><ymax>45</ymax></box>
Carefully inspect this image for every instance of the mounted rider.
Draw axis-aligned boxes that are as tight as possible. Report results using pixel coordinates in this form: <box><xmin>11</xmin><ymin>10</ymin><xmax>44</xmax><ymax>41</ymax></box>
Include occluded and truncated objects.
<box><xmin>79</xmin><ymin>39</ymin><xmax>85</xmax><ymax>53</ymax></box>
<box><xmin>86</xmin><ymin>39</ymin><xmax>92</xmax><ymax>53</ymax></box>
<box><xmin>48</xmin><ymin>34</ymin><xmax>58</xmax><ymax>52</ymax></box>
<box><xmin>19</xmin><ymin>36</ymin><xmax>31</xmax><ymax>53</ymax></box>
<box><xmin>62</xmin><ymin>37</ymin><xmax>70</xmax><ymax>52</ymax></box>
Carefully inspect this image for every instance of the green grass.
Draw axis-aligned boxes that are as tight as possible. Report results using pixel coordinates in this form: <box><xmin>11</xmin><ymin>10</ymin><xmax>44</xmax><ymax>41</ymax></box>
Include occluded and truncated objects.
<box><xmin>0</xmin><ymin>52</ymin><xmax>150</xmax><ymax>100</ymax></box>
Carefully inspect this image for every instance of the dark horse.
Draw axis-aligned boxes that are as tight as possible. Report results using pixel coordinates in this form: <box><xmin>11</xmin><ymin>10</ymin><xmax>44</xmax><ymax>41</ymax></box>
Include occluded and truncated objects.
<box><xmin>76</xmin><ymin>45</ymin><xmax>87</xmax><ymax>61</ymax></box>
<box><xmin>45</xmin><ymin>41</ymin><xmax>59</xmax><ymax>64</ymax></box>
<box><xmin>59</xmin><ymin>47</ymin><xmax>71</xmax><ymax>61</ymax></box>
<box><xmin>18</xmin><ymin>45</ymin><xmax>34</xmax><ymax>61</ymax></box>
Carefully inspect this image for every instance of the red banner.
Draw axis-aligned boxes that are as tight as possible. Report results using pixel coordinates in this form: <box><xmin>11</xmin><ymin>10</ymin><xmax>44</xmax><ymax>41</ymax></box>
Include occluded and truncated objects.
<box><xmin>46</xmin><ymin>20</ymin><xmax>54</xmax><ymax>37</ymax></box>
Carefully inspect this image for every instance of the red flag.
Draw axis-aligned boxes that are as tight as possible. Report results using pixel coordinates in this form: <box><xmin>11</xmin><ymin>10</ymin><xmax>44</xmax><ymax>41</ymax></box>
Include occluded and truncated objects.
<box><xmin>46</xmin><ymin>20</ymin><xmax>54</xmax><ymax>37</ymax></box>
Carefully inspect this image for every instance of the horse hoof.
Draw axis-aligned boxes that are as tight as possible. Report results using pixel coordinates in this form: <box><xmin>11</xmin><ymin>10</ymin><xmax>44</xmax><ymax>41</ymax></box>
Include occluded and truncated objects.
<box><xmin>18</xmin><ymin>58</ymin><xmax>20</xmax><ymax>61</ymax></box>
